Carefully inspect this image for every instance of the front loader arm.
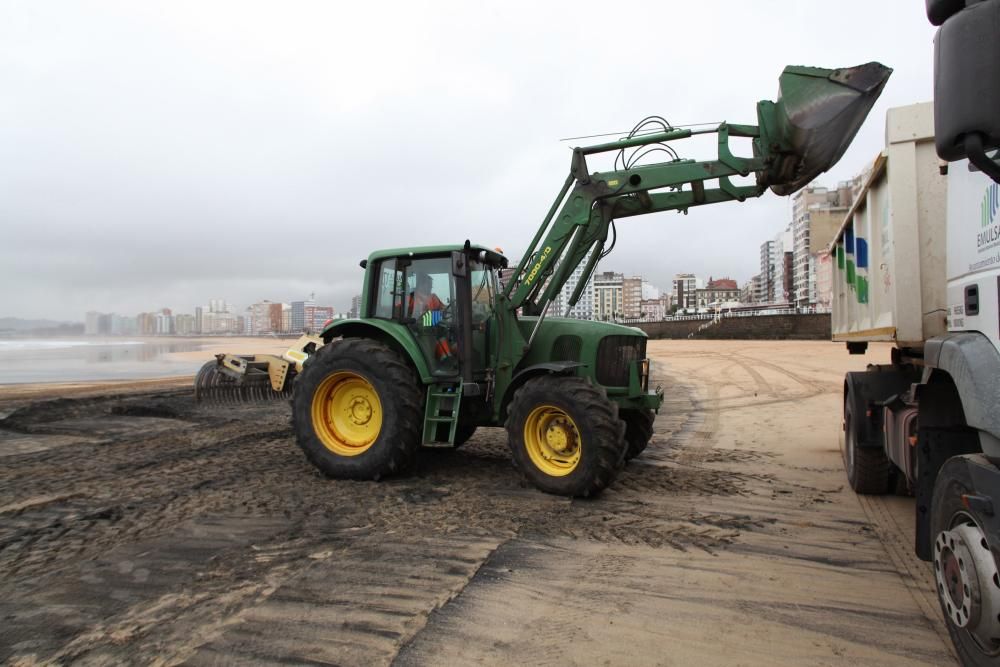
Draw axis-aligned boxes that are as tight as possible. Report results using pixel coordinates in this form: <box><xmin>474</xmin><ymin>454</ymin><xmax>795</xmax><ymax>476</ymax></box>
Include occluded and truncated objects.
<box><xmin>502</xmin><ymin>62</ymin><xmax>892</xmax><ymax>318</ymax></box>
<box><xmin>504</xmin><ymin>123</ymin><xmax>772</xmax><ymax>316</ymax></box>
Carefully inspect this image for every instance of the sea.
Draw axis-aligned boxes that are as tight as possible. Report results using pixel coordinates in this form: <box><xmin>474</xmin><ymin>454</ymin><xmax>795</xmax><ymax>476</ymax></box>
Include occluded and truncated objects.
<box><xmin>0</xmin><ymin>338</ymin><xmax>207</xmax><ymax>384</ymax></box>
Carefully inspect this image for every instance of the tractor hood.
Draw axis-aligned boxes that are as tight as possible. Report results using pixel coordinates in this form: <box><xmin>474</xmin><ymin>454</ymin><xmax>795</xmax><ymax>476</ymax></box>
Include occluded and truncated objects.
<box><xmin>516</xmin><ymin>316</ymin><xmax>646</xmax><ymax>370</ymax></box>
<box><xmin>761</xmin><ymin>62</ymin><xmax>892</xmax><ymax>196</ymax></box>
<box><xmin>516</xmin><ymin>316</ymin><xmax>646</xmax><ymax>343</ymax></box>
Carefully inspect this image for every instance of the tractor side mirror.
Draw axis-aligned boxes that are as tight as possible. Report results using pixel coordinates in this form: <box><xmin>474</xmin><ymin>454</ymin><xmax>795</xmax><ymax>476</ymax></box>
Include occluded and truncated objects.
<box><xmin>451</xmin><ymin>251</ymin><xmax>468</xmax><ymax>277</ymax></box>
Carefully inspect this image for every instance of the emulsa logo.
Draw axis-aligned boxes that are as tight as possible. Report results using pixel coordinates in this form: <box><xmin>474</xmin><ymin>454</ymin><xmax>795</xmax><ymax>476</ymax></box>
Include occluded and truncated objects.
<box><xmin>978</xmin><ymin>182</ymin><xmax>1000</xmax><ymax>249</ymax></box>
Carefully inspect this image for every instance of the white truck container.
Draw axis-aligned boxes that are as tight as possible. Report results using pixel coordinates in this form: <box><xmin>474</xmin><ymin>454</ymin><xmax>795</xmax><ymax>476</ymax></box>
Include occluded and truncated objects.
<box><xmin>829</xmin><ymin>102</ymin><xmax>948</xmax><ymax>349</ymax></box>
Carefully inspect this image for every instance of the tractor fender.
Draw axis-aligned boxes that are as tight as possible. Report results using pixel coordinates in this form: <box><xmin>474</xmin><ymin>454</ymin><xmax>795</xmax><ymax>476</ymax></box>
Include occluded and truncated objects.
<box><xmin>923</xmin><ymin>332</ymin><xmax>1000</xmax><ymax>456</ymax></box>
<box><xmin>498</xmin><ymin>361</ymin><xmax>587</xmax><ymax>420</ymax></box>
<box><xmin>320</xmin><ymin>319</ymin><xmax>434</xmax><ymax>384</ymax></box>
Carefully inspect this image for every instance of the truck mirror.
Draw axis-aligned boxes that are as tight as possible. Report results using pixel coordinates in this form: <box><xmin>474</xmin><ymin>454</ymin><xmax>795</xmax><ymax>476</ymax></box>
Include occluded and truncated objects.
<box><xmin>932</xmin><ymin>0</ymin><xmax>1000</xmax><ymax>173</ymax></box>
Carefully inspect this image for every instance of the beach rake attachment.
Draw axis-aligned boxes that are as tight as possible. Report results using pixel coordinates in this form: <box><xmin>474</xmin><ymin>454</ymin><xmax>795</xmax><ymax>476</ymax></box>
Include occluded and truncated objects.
<box><xmin>193</xmin><ymin>334</ymin><xmax>323</xmax><ymax>405</ymax></box>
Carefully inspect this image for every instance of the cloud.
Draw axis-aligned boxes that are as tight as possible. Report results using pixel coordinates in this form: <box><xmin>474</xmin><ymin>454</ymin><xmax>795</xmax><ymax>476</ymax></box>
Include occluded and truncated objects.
<box><xmin>0</xmin><ymin>0</ymin><xmax>936</xmax><ymax>318</ymax></box>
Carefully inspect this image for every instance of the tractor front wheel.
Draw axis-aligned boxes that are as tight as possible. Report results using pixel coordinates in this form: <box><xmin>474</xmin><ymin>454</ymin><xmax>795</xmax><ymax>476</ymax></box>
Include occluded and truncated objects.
<box><xmin>293</xmin><ymin>338</ymin><xmax>422</xmax><ymax>480</ymax></box>
<box><xmin>621</xmin><ymin>408</ymin><xmax>655</xmax><ymax>461</ymax></box>
<box><xmin>505</xmin><ymin>375</ymin><xmax>626</xmax><ymax>497</ymax></box>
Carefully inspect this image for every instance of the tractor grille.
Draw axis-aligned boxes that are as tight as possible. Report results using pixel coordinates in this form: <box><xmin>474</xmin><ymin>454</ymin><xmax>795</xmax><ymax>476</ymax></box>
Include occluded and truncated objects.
<box><xmin>595</xmin><ymin>336</ymin><xmax>646</xmax><ymax>387</ymax></box>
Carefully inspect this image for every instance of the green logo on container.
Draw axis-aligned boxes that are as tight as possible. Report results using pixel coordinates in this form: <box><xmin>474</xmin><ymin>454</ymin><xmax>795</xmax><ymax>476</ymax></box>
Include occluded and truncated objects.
<box><xmin>982</xmin><ymin>182</ymin><xmax>999</xmax><ymax>229</ymax></box>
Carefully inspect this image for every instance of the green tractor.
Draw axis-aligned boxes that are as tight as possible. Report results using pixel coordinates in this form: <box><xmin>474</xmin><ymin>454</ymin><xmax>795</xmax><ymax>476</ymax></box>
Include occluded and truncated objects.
<box><xmin>197</xmin><ymin>63</ymin><xmax>891</xmax><ymax>496</ymax></box>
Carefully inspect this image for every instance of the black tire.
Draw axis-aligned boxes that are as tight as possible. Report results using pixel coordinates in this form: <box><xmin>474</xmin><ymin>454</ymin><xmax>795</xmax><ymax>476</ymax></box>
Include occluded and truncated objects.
<box><xmin>505</xmin><ymin>375</ymin><xmax>626</xmax><ymax>497</ymax></box>
<box><xmin>292</xmin><ymin>338</ymin><xmax>422</xmax><ymax>480</ymax></box>
<box><xmin>930</xmin><ymin>455</ymin><xmax>1000</xmax><ymax>665</ymax></box>
<box><xmin>621</xmin><ymin>409</ymin><xmax>655</xmax><ymax>461</ymax></box>
<box><xmin>843</xmin><ymin>392</ymin><xmax>891</xmax><ymax>494</ymax></box>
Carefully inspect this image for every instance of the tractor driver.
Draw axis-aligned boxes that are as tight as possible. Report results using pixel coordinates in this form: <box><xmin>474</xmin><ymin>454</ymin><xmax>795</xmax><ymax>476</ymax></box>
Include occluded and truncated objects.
<box><xmin>408</xmin><ymin>273</ymin><xmax>445</xmax><ymax>319</ymax></box>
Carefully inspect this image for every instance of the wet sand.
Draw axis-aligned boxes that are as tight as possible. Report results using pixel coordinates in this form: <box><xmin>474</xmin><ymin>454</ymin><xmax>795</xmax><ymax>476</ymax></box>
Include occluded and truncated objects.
<box><xmin>0</xmin><ymin>339</ymin><xmax>956</xmax><ymax>665</ymax></box>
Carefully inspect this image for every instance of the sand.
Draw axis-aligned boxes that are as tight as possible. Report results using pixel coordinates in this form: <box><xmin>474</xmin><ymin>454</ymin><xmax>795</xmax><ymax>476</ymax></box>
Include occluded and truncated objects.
<box><xmin>0</xmin><ymin>339</ymin><xmax>957</xmax><ymax>665</ymax></box>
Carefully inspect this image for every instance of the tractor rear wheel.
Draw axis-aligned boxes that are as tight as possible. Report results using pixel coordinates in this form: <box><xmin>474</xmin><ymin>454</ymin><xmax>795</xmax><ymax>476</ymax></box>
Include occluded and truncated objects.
<box><xmin>293</xmin><ymin>338</ymin><xmax>422</xmax><ymax>480</ymax></box>
<box><xmin>505</xmin><ymin>375</ymin><xmax>626</xmax><ymax>497</ymax></box>
<box><xmin>452</xmin><ymin>419</ymin><xmax>478</xmax><ymax>447</ymax></box>
<box><xmin>621</xmin><ymin>408</ymin><xmax>655</xmax><ymax>461</ymax></box>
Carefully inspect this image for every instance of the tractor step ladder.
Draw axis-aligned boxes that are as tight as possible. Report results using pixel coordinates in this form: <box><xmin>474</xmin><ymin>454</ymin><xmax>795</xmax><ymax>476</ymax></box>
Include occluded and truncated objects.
<box><xmin>422</xmin><ymin>382</ymin><xmax>463</xmax><ymax>445</ymax></box>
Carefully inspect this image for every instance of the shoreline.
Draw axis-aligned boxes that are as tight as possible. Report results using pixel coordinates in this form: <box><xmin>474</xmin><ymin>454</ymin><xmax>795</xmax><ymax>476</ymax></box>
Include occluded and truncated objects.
<box><xmin>0</xmin><ymin>337</ymin><xmax>294</xmax><ymax>402</ymax></box>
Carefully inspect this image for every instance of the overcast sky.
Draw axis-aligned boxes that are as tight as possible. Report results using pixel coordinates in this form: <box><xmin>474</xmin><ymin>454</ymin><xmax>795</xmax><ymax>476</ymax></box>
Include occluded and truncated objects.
<box><xmin>0</xmin><ymin>1</ymin><xmax>936</xmax><ymax>320</ymax></box>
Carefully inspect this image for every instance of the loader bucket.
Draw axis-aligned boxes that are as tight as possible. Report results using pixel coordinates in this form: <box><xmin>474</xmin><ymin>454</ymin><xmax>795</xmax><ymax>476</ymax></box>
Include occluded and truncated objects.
<box><xmin>194</xmin><ymin>358</ymin><xmax>294</xmax><ymax>404</ymax></box>
<box><xmin>763</xmin><ymin>62</ymin><xmax>892</xmax><ymax>196</ymax></box>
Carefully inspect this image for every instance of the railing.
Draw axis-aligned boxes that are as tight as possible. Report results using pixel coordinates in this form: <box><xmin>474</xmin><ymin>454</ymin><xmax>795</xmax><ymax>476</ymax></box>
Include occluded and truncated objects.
<box><xmin>613</xmin><ymin>306</ymin><xmax>830</xmax><ymax>326</ymax></box>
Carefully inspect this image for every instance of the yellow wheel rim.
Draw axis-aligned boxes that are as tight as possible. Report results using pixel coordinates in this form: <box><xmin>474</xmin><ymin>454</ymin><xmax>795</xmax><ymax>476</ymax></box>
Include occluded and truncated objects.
<box><xmin>523</xmin><ymin>405</ymin><xmax>582</xmax><ymax>477</ymax></box>
<box><xmin>311</xmin><ymin>371</ymin><xmax>383</xmax><ymax>456</ymax></box>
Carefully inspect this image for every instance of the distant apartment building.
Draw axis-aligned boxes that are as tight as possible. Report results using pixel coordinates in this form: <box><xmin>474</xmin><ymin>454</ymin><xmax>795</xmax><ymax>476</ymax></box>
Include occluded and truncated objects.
<box><xmin>672</xmin><ymin>273</ymin><xmax>702</xmax><ymax>310</ymax></box>
<box><xmin>291</xmin><ymin>300</ymin><xmax>310</xmax><ymax>332</ymax></box>
<box><xmin>757</xmin><ymin>239</ymin><xmax>776</xmax><ymax>302</ymax></box>
<box><xmin>773</xmin><ymin>225</ymin><xmax>794</xmax><ymax>304</ymax></box>
<box><xmin>349</xmin><ymin>295</ymin><xmax>362</xmax><ymax>319</ymax></box>
<box><xmin>593</xmin><ymin>271</ymin><xmax>624</xmax><ymax>321</ymax></box>
<box><xmin>310</xmin><ymin>306</ymin><xmax>335</xmax><ymax>330</ymax></box>
<box><xmin>111</xmin><ymin>314</ymin><xmax>138</xmax><ymax>336</ymax></box>
<box><xmin>639</xmin><ymin>297</ymin><xmax>668</xmax><ymax>321</ymax></box>
<box><xmin>696</xmin><ymin>278</ymin><xmax>741</xmax><ymax>309</ymax></box>
<box><xmin>137</xmin><ymin>312</ymin><xmax>157</xmax><ymax>335</ymax></box>
<box><xmin>543</xmin><ymin>261</ymin><xmax>596</xmax><ymax>320</ymax></box>
<box><xmin>201</xmin><ymin>300</ymin><xmax>239</xmax><ymax>334</ymax></box>
<box><xmin>622</xmin><ymin>276</ymin><xmax>643</xmax><ymax>319</ymax></box>
<box><xmin>791</xmin><ymin>179</ymin><xmax>861</xmax><ymax>308</ymax></box>
<box><xmin>174</xmin><ymin>314</ymin><xmax>196</xmax><ymax>335</ymax></box>
<box><xmin>154</xmin><ymin>309</ymin><xmax>174</xmax><ymax>335</ymax></box>
<box><xmin>84</xmin><ymin>311</ymin><xmax>102</xmax><ymax>335</ymax></box>
<box><xmin>194</xmin><ymin>306</ymin><xmax>203</xmax><ymax>334</ymax></box>
<box><xmin>815</xmin><ymin>250</ymin><xmax>833</xmax><ymax>312</ymax></box>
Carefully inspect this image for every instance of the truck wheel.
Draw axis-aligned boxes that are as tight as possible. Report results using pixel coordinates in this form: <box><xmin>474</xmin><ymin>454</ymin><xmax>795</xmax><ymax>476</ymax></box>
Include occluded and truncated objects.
<box><xmin>293</xmin><ymin>338</ymin><xmax>422</xmax><ymax>480</ymax></box>
<box><xmin>505</xmin><ymin>375</ymin><xmax>626</xmax><ymax>497</ymax></box>
<box><xmin>621</xmin><ymin>409</ymin><xmax>655</xmax><ymax>461</ymax></box>
<box><xmin>843</xmin><ymin>393</ymin><xmax>891</xmax><ymax>494</ymax></box>
<box><xmin>931</xmin><ymin>456</ymin><xmax>1000</xmax><ymax>665</ymax></box>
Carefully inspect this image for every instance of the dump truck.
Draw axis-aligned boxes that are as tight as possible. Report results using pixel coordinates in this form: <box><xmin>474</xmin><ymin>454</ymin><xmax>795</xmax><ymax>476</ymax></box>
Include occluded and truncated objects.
<box><xmin>199</xmin><ymin>62</ymin><xmax>890</xmax><ymax>498</ymax></box>
<box><xmin>832</xmin><ymin>2</ymin><xmax>1000</xmax><ymax>662</ymax></box>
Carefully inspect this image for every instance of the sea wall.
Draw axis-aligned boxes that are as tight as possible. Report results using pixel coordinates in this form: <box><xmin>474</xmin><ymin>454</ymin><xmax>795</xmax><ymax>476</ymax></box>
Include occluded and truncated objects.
<box><xmin>633</xmin><ymin>314</ymin><xmax>831</xmax><ymax>340</ymax></box>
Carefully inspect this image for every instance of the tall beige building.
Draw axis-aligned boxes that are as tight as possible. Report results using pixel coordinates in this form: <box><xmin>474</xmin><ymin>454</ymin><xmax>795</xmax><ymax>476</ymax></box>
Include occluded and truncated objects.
<box><xmin>622</xmin><ymin>276</ymin><xmax>643</xmax><ymax>319</ymax></box>
<box><xmin>593</xmin><ymin>271</ymin><xmax>624</xmax><ymax>321</ymax></box>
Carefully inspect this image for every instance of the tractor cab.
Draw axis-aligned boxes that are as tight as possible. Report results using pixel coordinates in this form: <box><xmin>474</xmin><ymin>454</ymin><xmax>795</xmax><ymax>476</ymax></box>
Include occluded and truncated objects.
<box><xmin>363</xmin><ymin>245</ymin><xmax>506</xmax><ymax>382</ymax></box>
